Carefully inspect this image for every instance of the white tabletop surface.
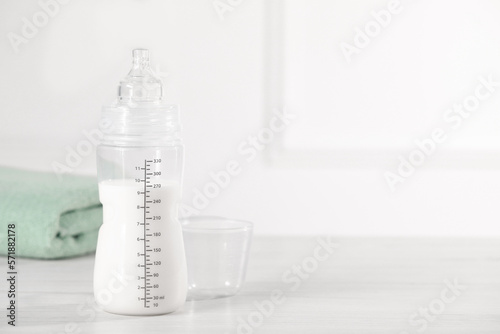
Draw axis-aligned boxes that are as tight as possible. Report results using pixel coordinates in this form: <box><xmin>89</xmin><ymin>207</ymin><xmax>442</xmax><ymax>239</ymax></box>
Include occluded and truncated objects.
<box><xmin>1</xmin><ymin>236</ymin><xmax>500</xmax><ymax>334</ymax></box>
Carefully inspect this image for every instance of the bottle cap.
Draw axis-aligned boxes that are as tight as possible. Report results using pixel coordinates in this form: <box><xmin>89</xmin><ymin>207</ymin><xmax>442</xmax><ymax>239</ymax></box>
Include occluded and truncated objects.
<box><xmin>101</xmin><ymin>49</ymin><xmax>181</xmax><ymax>147</ymax></box>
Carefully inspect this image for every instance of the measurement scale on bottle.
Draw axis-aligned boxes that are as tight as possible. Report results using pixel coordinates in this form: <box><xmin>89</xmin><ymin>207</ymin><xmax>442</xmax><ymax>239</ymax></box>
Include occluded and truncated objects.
<box><xmin>136</xmin><ymin>158</ymin><xmax>164</xmax><ymax>308</ymax></box>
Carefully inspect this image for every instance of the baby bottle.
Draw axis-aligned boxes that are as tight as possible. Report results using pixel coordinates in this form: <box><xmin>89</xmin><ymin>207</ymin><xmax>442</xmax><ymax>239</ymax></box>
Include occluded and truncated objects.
<box><xmin>93</xmin><ymin>49</ymin><xmax>187</xmax><ymax>315</ymax></box>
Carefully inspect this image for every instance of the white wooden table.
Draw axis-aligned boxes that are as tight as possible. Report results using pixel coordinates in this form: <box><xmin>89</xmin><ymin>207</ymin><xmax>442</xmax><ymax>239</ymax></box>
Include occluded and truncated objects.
<box><xmin>2</xmin><ymin>237</ymin><xmax>500</xmax><ymax>333</ymax></box>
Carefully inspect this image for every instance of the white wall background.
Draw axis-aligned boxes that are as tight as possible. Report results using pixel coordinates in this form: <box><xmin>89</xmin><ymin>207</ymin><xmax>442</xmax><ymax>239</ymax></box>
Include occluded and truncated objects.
<box><xmin>2</xmin><ymin>0</ymin><xmax>500</xmax><ymax>236</ymax></box>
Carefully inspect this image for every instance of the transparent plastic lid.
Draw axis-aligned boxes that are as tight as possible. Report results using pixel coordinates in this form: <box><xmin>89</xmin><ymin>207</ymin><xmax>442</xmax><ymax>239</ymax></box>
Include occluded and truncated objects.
<box><xmin>100</xmin><ymin>49</ymin><xmax>181</xmax><ymax>147</ymax></box>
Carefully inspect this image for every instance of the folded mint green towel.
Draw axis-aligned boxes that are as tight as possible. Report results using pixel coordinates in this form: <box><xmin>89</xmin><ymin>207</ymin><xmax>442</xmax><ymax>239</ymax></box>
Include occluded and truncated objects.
<box><xmin>0</xmin><ymin>167</ymin><xmax>102</xmax><ymax>259</ymax></box>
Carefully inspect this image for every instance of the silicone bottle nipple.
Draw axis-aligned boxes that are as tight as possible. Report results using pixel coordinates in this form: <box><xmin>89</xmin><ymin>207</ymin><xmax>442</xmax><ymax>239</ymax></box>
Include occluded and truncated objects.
<box><xmin>118</xmin><ymin>49</ymin><xmax>163</xmax><ymax>103</ymax></box>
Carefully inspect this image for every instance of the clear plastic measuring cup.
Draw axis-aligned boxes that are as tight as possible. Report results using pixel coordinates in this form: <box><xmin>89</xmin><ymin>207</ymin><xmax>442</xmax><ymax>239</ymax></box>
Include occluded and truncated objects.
<box><xmin>180</xmin><ymin>216</ymin><xmax>253</xmax><ymax>301</ymax></box>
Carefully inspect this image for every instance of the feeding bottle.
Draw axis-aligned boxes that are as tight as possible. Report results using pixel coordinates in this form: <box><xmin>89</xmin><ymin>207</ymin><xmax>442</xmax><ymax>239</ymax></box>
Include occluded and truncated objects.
<box><xmin>93</xmin><ymin>49</ymin><xmax>187</xmax><ymax>315</ymax></box>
